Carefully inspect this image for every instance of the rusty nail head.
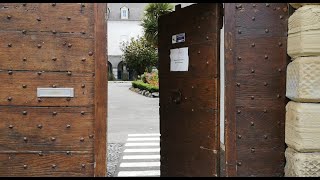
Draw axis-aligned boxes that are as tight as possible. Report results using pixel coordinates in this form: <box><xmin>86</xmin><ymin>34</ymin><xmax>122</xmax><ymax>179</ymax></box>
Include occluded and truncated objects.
<box><xmin>88</xmin><ymin>51</ymin><xmax>93</xmax><ymax>56</ymax></box>
<box><xmin>37</xmin><ymin>124</ymin><xmax>42</xmax><ymax>129</ymax></box>
<box><xmin>52</xmin><ymin>30</ymin><xmax>57</xmax><ymax>34</ymax></box>
<box><xmin>7</xmin><ymin>15</ymin><xmax>11</xmax><ymax>19</ymax></box>
<box><xmin>51</xmin><ymin>3</ymin><xmax>56</xmax><ymax>6</ymax></box>
<box><xmin>237</xmin><ymin>110</ymin><xmax>241</xmax><ymax>114</ymax></box>
<box><xmin>67</xmin><ymin>17</ymin><xmax>71</xmax><ymax>20</ymax></box>
<box><xmin>251</xmin><ymin>43</ymin><xmax>255</xmax><ymax>47</ymax></box>
<box><xmin>82</xmin><ymin>58</ymin><xmax>86</xmax><ymax>62</ymax></box>
<box><xmin>264</xmin><ymin>55</ymin><xmax>268</xmax><ymax>59</ymax></box>
<box><xmin>238</xmin><ymin>135</ymin><xmax>242</xmax><ymax>139</ymax></box>
<box><xmin>251</xmin><ymin>69</ymin><xmax>255</xmax><ymax>73</ymax></box>
<box><xmin>264</xmin><ymin>82</ymin><xmax>268</xmax><ymax>86</ymax></box>
<box><xmin>277</xmin><ymin>94</ymin><xmax>281</xmax><ymax>98</ymax></box>
<box><xmin>89</xmin><ymin>134</ymin><xmax>94</xmax><ymax>138</ymax></box>
<box><xmin>66</xmin><ymin>124</ymin><xmax>71</xmax><ymax>128</ymax></box>
<box><xmin>251</xmin><ymin>121</ymin><xmax>254</xmax><ymax>126</ymax></box>
<box><xmin>8</xmin><ymin>70</ymin><xmax>13</xmax><ymax>75</ymax></box>
<box><xmin>81</xmin><ymin>84</ymin><xmax>85</xmax><ymax>88</ymax></box>
<box><xmin>206</xmin><ymin>61</ymin><xmax>209</xmax><ymax>65</ymax></box>
<box><xmin>39</xmin><ymin>152</ymin><xmax>43</xmax><ymax>156</ymax></box>
<box><xmin>37</xmin><ymin>44</ymin><xmax>42</xmax><ymax>48</ymax></box>
<box><xmin>22</xmin><ymin>30</ymin><xmax>26</xmax><ymax>34</ymax></box>
<box><xmin>253</xmin><ymin>4</ymin><xmax>256</xmax><ymax>7</ymax></box>
<box><xmin>81</xmin><ymin>111</ymin><xmax>85</xmax><ymax>115</ymax></box>
<box><xmin>236</xmin><ymin>83</ymin><xmax>240</xmax><ymax>87</ymax></box>
<box><xmin>38</xmin><ymin>98</ymin><xmax>42</xmax><ymax>102</ymax></box>
<box><xmin>52</xmin><ymin>84</ymin><xmax>56</xmax><ymax>88</ymax></box>
<box><xmin>264</xmin><ymin>109</ymin><xmax>267</xmax><ymax>113</ymax></box>
<box><xmin>278</xmin><ymin>68</ymin><xmax>282</xmax><ymax>72</ymax></box>
<box><xmin>67</xmin><ymin>71</ymin><xmax>72</xmax><ymax>76</ymax></box>
<box><xmin>265</xmin><ymin>29</ymin><xmax>269</xmax><ymax>33</ymax></box>
<box><xmin>67</xmin><ymin>151</ymin><xmax>71</xmax><ymax>155</ymax></box>
<box><xmin>7</xmin><ymin>97</ymin><xmax>12</xmax><ymax>101</ymax></box>
<box><xmin>82</xmin><ymin>4</ymin><xmax>85</xmax><ymax>7</ymax></box>
<box><xmin>237</xmin><ymin>56</ymin><xmax>241</xmax><ymax>60</ymax></box>
<box><xmin>51</xmin><ymin>137</ymin><xmax>56</xmax><ymax>141</ymax></box>
<box><xmin>264</xmin><ymin>135</ymin><xmax>268</xmax><ymax>139</ymax></box>
<box><xmin>66</xmin><ymin>97</ymin><xmax>71</xmax><ymax>101</ymax></box>
<box><xmin>252</xmin><ymin>17</ymin><xmax>255</xmax><ymax>21</ymax></box>
<box><xmin>238</xmin><ymin>30</ymin><xmax>241</xmax><ymax>34</ymax></box>
<box><xmin>37</xmin><ymin>71</ymin><xmax>42</xmax><ymax>75</ymax></box>
<box><xmin>52</xmin><ymin>57</ymin><xmax>57</xmax><ymax>61</ymax></box>
<box><xmin>82</xmin><ymin>164</ymin><xmax>86</xmax><ymax>168</ymax></box>
<box><xmin>9</xmin><ymin>125</ymin><xmax>13</xmax><ymax>129</ymax></box>
<box><xmin>251</xmin><ymin>96</ymin><xmax>254</xmax><ymax>100</ymax></box>
<box><xmin>63</xmin><ymin>42</ymin><xmax>67</xmax><ymax>45</ymax></box>
<box><xmin>52</xmin><ymin>164</ymin><xmax>56</xmax><ymax>168</ymax></box>
<box><xmin>22</xmin><ymin>111</ymin><xmax>27</xmax><ymax>115</ymax></box>
<box><xmin>23</xmin><ymin>57</ymin><xmax>27</xmax><ymax>61</ymax></box>
<box><xmin>80</xmin><ymin>137</ymin><xmax>85</xmax><ymax>142</ymax></box>
<box><xmin>23</xmin><ymin>137</ymin><xmax>28</xmax><ymax>141</ymax></box>
<box><xmin>278</xmin><ymin>42</ymin><xmax>282</xmax><ymax>46</ymax></box>
<box><xmin>191</xmin><ymin>109</ymin><xmax>194</xmax><ymax>112</ymax></box>
<box><xmin>68</xmin><ymin>43</ymin><xmax>72</xmax><ymax>47</ymax></box>
<box><xmin>8</xmin><ymin>43</ymin><xmax>12</xmax><ymax>47</ymax></box>
<box><xmin>266</xmin><ymin>3</ymin><xmax>270</xmax><ymax>7</ymax></box>
<box><xmin>81</xmin><ymin>31</ymin><xmax>86</xmax><ymax>34</ymax></box>
<box><xmin>237</xmin><ymin>162</ymin><xmax>242</xmax><ymax>166</ymax></box>
<box><xmin>251</xmin><ymin>148</ymin><xmax>255</xmax><ymax>152</ymax></box>
<box><xmin>22</xmin><ymin>3</ymin><xmax>27</xmax><ymax>6</ymax></box>
<box><xmin>37</xmin><ymin>17</ymin><xmax>41</xmax><ymax>21</ymax></box>
<box><xmin>280</xmin><ymin>15</ymin><xmax>283</xmax><ymax>19</ymax></box>
<box><xmin>53</xmin><ymin>112</ymin><xmax>57</xmax><ymax>116</ymax></box>
<box><xmin>23</xmin><ymin>164</ymin><xmax>27</xmax><ymax>169</ymax></box>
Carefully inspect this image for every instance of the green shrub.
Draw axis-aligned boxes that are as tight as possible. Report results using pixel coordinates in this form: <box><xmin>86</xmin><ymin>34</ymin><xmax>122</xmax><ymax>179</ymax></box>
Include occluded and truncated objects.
<box><xmin>108</xmin><ymin>73</ymin><xmax>115</xmax><ymax>81</ymax></box>
<box><xmin>132</xmin><ymin>80</ymin><xmax>159</xmax><ymax>92</ymax></box>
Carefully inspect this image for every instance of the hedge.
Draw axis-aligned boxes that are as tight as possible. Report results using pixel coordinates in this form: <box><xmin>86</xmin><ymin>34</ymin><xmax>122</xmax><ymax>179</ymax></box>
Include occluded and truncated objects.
<box><xmin>132</xmin><ymin>80</ymin><xmax>159</xmax><ymax>93</ymax></box>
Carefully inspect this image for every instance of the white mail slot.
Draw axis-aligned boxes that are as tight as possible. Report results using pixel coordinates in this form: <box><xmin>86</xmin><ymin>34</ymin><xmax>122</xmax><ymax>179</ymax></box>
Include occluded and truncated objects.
<box><xmin>37</xmin><ymin>88</ymin><xmax>74</xmax><ymax>98</ymax></box>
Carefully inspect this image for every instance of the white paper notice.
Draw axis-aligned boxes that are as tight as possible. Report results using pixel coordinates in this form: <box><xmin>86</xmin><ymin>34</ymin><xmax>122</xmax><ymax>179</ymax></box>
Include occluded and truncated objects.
<box><xmin>170</xmin><ymin>47</ymin><xmax>189</xmax><ymax>71</ymax></box>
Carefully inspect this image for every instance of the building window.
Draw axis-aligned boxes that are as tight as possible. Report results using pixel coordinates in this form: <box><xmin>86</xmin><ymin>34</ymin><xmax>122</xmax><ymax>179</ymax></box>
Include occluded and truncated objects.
<box><xmin>120</xmin><ymin>6</ymin><xmax>129</xmax><ymax>19</ymax></box>
<box><xmin>107</xmin><ymin>8</ymin><xmax>110</xmax><ymax>19</ymax></box>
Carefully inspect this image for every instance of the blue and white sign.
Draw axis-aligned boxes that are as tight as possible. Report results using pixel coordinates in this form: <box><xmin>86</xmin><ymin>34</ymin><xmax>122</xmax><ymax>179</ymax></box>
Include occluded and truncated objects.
<box><xmin>172</xmin><ymin>33</ymin><xmax>186</xmax><ymax>44</ymax></box>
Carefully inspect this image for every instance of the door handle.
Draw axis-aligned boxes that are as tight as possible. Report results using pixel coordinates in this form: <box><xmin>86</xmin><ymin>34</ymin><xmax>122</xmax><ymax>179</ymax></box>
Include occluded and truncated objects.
<box><xmin>170</xmin><ymin>89</ymin><xmax>182</xmax><ymax>104</ymax></box>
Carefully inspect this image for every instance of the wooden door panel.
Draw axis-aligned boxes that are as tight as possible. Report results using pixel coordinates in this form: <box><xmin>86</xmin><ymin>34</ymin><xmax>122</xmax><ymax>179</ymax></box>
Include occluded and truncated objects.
<box><xmin>224</xmin><ymin>3</ymin><xmax>289</xmax><ymax>177</ymax></box>
<box><xmin>159</xmin><ymin>3</ymin><xmax>222</xmax><ymax>177</ymax></box>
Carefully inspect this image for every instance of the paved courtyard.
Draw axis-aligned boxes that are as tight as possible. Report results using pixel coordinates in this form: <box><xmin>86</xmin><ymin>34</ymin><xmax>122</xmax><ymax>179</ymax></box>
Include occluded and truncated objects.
<box><xmin>107</xmin><ymin>81</ymin><xmax>159</xmax><ymax>177</ymax></box>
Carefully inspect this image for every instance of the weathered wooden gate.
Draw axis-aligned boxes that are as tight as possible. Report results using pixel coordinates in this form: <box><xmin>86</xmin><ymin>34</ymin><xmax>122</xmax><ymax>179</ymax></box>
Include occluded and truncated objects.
<box><xmin>159</xmin><ymin>3</ymin><xmax>223</xmax><ymax>176</ymax></box>
<box><xmin>0</xmin><ymin>3</ymin><xmax>107</xmax><ymax>176</ymax></box>
<box><xmin>222</xmin><ymin>3</ymin><xmax>289</xmax><ymax>177</ymax></box>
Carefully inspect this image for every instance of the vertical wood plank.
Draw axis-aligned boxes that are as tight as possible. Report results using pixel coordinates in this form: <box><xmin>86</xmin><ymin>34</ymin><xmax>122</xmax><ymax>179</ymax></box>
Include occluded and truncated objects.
<box><xmin>94</xmin><ymin>3</ymin><xmax>107</xmax><ymax>177</ymax></box>
<box><xmin>224</xmin><ymin>3</ymin><xmax>237</xmax><ymax>177</ymax></box>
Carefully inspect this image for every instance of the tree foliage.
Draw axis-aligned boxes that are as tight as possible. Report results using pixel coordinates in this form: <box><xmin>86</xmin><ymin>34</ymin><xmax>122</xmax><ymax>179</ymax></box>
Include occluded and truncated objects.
<box><xmin>120</xmin><ymin>36</ymin><xmax>158</xmax><ymax>76</ymax></box>
<box><xmin>141</xmin><ymin>3</ymin><xmax>174</xmax><ymax>48</ymax></box>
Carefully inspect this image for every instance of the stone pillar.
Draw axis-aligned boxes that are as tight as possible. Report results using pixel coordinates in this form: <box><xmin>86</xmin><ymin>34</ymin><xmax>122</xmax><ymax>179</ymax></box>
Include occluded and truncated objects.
<box><xmin>285</xmin><ymin>4</ymin><xmax>320</xmax><ymax>177</ymax></box>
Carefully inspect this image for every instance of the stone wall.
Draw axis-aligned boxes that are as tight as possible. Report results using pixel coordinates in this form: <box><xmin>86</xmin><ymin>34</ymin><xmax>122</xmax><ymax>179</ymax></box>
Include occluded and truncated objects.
<box><xmin>285</xmin><ymin>3</ymin><xmax>320</xmax><ymax>177</ymax></box>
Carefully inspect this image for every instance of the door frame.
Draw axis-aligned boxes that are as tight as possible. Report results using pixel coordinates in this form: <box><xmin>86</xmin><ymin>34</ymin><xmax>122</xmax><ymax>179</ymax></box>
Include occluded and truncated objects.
<box><xmin>94</xmin><ymin>3</ymin><xmax>107</xmax><ymax>177</ymax></box>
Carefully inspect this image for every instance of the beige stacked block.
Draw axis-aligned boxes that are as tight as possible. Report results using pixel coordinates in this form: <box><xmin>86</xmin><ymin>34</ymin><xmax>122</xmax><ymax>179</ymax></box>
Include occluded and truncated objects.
<box><xmin>286</xmin><ymin>57</ymin><xmax>320</xmax><ymax>102</ymax></box>
<box><xmin>290</xmin><ymin>3</ymin><xmax>320</xmax><ymax>9</ymax></box>
<box><xmin>288</xmin><ymin>5</ymin><xmax>320</xmax><ymax>58</ymax></box>
<box><xmin>286</xmin><ymin>101</ymin><xmax>320</xmax><ymax>152</ymax></box>
<box><xmin>285</xmin><ymin>148</ymin><xmax>320</xmax><ymax>177</ymax></box>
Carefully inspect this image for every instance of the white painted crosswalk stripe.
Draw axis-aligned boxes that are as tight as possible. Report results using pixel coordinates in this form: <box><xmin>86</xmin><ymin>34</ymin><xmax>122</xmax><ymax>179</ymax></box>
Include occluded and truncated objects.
<box><xmin>125</xmin><ymin>142</ymin><xmax>159</xmax><ymax>146</ymax></box>
<box><xmin>117</xmin><ymin>133</ymin><xmax>161</xmax><ymax>177</ymax></box>
<box><xmin>124</xmin><ymin>148</ymin><xmax>160</xmax><ymax>153</ymax></box>
<box><xmin>118</xmin><ymin>170</ymin><xmax>160</xmax><ymax>177</ymax></box>
<box><xmin>123</xmin><ymin>155</ymin><xmax>160</xmax><ymax>159</ymax></box>
<box><xmin>120</xmin><ymin>162</ymin><xmax>160</xmax><ymax>167</ymax></box>
<box><xmin>128</xmin><ymin>133</ymin><xmax>160</xmax><ymax>137</ymax></box>
<box><xmin>127</xmin><ymin>137</ymin><xmax>160</xmax><ymax>141</ymax></box>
